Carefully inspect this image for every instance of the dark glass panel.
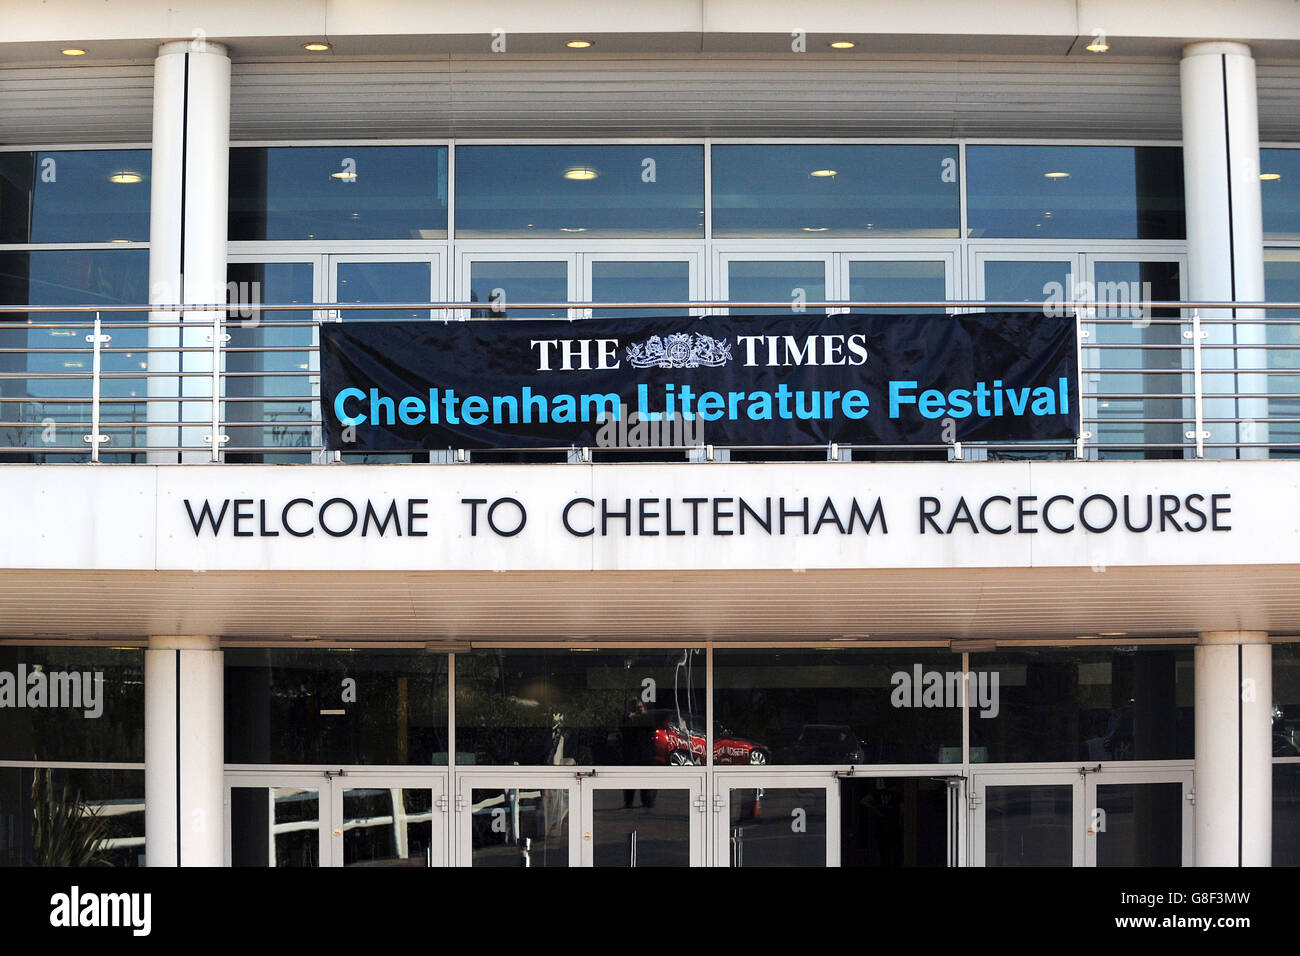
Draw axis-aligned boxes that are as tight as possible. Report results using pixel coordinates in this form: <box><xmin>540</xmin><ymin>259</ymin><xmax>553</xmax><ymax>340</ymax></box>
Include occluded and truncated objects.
<box><xmin>840</xmin><ymin>777</ymin><xmax>950</xmax><ymax>867</ymax></box>
<box><xmin>341</xmin><ymin>787</ymin><xmax>434</xmax><ymax>866</ymax></box>
<box><xmin>728</xmin><ymin>787</ymin><xmax>826</xmax><ymax>867</ymax></box>
<box><xmin>1275</xmin><ymin>763</ymin><xmax>1300</xmax><ymax>867</ymax></box>
<box><xmin>0</xmin><ymin>767</ymin><xmax>145</xmax><ymax>867</ymax></box>
<box><xmin>0</xmin><ymin>150</ymin><xmax>150</xmax><ymax>244</ymax></box>
<box><xmin>469</xmin><ymin>788</ymin><xmax>570</xmax><ymax>867</ymax></box>
<box><xmin>984</xmin><ymin>784</ymin><xmax>1073</xmax><ymax>866</ymax></box>
<box><xmin>1095</xmin><ymin>782</ymin><xmax>1183</xmax><ymax>866</ymax></box>
<box><xmin>230</xmin><ymin>787</ymin><xmax>319</xmax><ymax>867</ymax></box>
<box><xmin>1261</xmin><ymin>148</ymin><xmax>1300</xmax><ymax>240</ymax></box>
<box><xmin>590</xmin><ymin>787</ymin><xmax>690</xmax><ymax>867</ymax></box>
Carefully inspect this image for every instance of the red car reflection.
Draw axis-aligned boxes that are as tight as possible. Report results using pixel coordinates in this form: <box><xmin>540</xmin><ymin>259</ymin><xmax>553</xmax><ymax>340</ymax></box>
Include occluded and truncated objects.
<box><xmin>652</xmin><ymin>712</ymin><xmax>771</xmax><ymax>766</ymax></box>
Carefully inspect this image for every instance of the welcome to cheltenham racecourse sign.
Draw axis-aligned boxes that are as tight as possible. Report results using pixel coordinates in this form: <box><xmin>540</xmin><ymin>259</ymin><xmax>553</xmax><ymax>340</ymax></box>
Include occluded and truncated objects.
<box><xmin>319</xmin><ymin>312</ymin><xmax>1078</xmax><ymax>451</ymax></box>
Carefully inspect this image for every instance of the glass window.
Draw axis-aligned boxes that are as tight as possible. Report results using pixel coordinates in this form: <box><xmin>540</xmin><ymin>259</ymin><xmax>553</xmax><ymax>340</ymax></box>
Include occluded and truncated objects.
<box><xmin>969</xmin><ymin>646</ymin><xmax>1194</xmax><ymax>763</ymax></box>
<box><xmin>224</xmin><ymin>649</ymin><xmax>449</xmax><ymax>765</ymax></box>
<box><xmin>0</xmin><ymin>646</ymin><xmax>143</xmax><ymax>762</ymax></box>
<box><xmin>468</xmin><ymin>787</ymin><xmax>570</xmax><ymax>867</ymax></box>
<box><xmin>336</xmin><ymin>261</ymin><xmax>431</xmax><ymax>320</ymax></box>
<box><xmin>1275</xmin><ymin>763</ymin><xmax>1300</xmax><ymax>867</ymax></box>
<box><xmin>228</xmin><ymin>146</ymin><xmax>447</xmax><ymax>240</ymax></box>
<box><xmin>712</xmin><ymin>145</ymin><xmax>959</xmax><ymax>238</ymax></box>
<box><xmin>847</xmin><ymin>259</ymin><xmax>948</xmax><ymax>313</ymax></box>
<box><xmin>0</xmin><ymin>249</ymin><xmax>149</xmax><ymax>462</ymax></box>
<box><xmin>1261</xmin><ymin>148</ymin><xmax>1300</xmax><ymax>240</ymax></box>
<box><xmin>966</xmin><ymin>145</ymin><xmax>1185</xmax><ymax>239</ymax></box>
<box><xmin>469</xmin><ymin>260</ymin><xmax>568</xmax><ymax>319</ymax></box>
<box><xmin>726</xmin><ymin>259</ymin><xmax>827</xmax><ymax>316</ymax></box>
<box><xmin>590</xmin><ymin>260</ymin><xmax>690</xmax><ymax>319</ymax></box>
<box><xmin>455</xmin><ymin>648</ymin><xmax>705</xmax><ymax>766</ymax></box>
<box><xmin>1275</xmin><ymin>642</ymin><xmax>1300</xmax><ymax>758</ymax></box>
<box><xmin>713</xmin><ymin>649</ymin><xmax>962</xmax><ymax>765</ymax></box>
<box><xmin>1265</xmin><ymin>250</ymin><xmax>1300</xmax><ymax>458</ymax></box>
<box><xmin>0</xmin><ymin>767</ymin><xmax>145</xmax><ymax>867</ymax></box>
<box><xmin>454</xmin><ymin>145</ymin><xmax>704</xmax><ymax>238</ymax></box>
<box><xmin>0</xmin><ymin>149</ymin><xmax>151</xmax><ymax>244</ymax></box>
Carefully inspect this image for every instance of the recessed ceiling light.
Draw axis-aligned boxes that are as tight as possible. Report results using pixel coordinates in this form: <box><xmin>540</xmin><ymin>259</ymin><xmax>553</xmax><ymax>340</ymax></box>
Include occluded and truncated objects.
<box><xmin>1098</xmin><ymin>631</ymin><xmax>1127</xmax><ymax>636</ymax></box>
<box><xmin>109</xmin><ymin>171</ymin><xmax>142</xmax><ymax>184</ymax></box>
<box><xmin>330</xmin><ymin>170</ymin><xmax>357</xmax><ymax>181</ymax></box>
<box><xmin>809</xmin><ymin>168</ymin><xmax>837</xmax><ymax>178</ymax></box>
<box><xmin>1261</xmin><ymin>172</ymin><xmax>1282</xmax><ymax>181</ymax></box>
<box><xmin>829</xmin><ymin>41</ymin><xmax>856</xmax><ymax>50</ymax></box>
<box><xmin>61</xmin><ymin>48</ymin><xmax>87</xmax><ymax>56</ymax></box>
<box><xmin>1044</xmin><ymin>171</ymin><xmax>1071</xmax><ymax>179</ymax></box>
<box><xmin>802</xmin><ymin>226</ymin><xmax>830</xmax><ymax>232</ymax></box>
<box><xmin>559</xmin><ymin>226</ymin><xmax>588</xmax><ymax>232</ymax></box>
<box><xmin>1085</xmin><ymin>40</ymin><xmax>1110</xmax><ymax>53</ymax></box>
<box><xmin>109</xmin><ymin>238</ymin><xmax>131</xmax><ymax>243</ymax></box>
<box><xmin>563</xmin><ymin>165</ymin><xmax>599</xmax><ymax>181</ymax></box>
<box><xmin>302</xmin><ymin>41</ymin><xmax>331</xmax><ymax>52</ymax></box>
<box><xmin>566</xmin><ymin>39</ymin><xmax>593</xmax><ymax>49</ymax></box>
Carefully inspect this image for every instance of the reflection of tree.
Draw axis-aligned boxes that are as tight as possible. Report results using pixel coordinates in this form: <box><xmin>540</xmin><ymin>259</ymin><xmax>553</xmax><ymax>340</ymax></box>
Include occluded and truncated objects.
<box><xmin>31</xmin><ymin>768</ymin><xmax>112</xmax><ymax>867</ymax></box>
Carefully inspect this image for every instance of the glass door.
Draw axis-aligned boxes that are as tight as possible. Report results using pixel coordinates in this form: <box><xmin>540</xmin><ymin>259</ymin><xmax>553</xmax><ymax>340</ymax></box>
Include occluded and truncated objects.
<box><xmin>970</xmin><ymin>771</ymin><xmax>1084</xmax><ymax>867</ymax></box>
<box><xmin>330</xmin><ymin>773</ymin><xmax>447</xmax><ymax>867</ymax></box>
<box><xmin>839</xmin><ymin>774</ymin><xmax>962</xmax><ymax>867</ymax></box>
<box><xmin>841</xmin><ymin>250</ymin><xmax>957</xmax><ymax>313</ymax></box>
<box><xmin>454</xmin><ymin>772</ymin><xmax>579</xmax><ymax>867</ymax></box>
<box><xmin>581</xmin><ymin>251</ymin><xmax>702</xmax><ymax>319</ymax></box>
<box><xmin>580</xmin><ymin>772</ymin><xmax>706</xmax><ymax>867</ymax></box>
<box><xmin>716</xmin><ymin>251</ymin><xmax>835</xmax><ymax>316</ymax></box>
<box><xmin>225</xmin><ymin>771</ymin><xmax>329</xmax><ymax>867</ymax></box>
<box><xmin>714</xmin><ymin>773</ymin><xmax>836</xmax><ymax>867</ymax></box>
<box><xmin>457</xmin><ymin>251</ymin><xmax>577</xmax><ymax>319</ymax></box>
<box><xmin>1084</xmin><ymin>768</ymin><xmax>1192</xmax><ymax>867</ymax></box>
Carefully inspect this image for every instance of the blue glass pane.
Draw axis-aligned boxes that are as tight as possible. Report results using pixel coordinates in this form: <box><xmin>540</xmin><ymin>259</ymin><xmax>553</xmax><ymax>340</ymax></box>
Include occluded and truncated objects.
<box><xmin>982</xmin><ymin>259</ymin><xmax>1072</xmax><ymax>307</ymax></box>
<box><xmin>229</xmin><ymin>146</ymin><xmax>447</xmax><ymax>240</ymax></box>
<box><xmin>848</xmin><ymin>260</ymin><xmax>947</xmax><ymax>314</ymax></box>
<box><xmin>727</xmin><ymin>260</ymin><xmax>826</xmax><ymax>316</ymax></box>
<box><xmin>591</xmin><ymin>260</ymin><xmax>690</xmax><ymax>319</ymax></box>
<box><xmin>469</xmin><ymin>260</ymin><xmax>568</xmax><ymax>319</ymax></box>
<box><xmin>967</xmin><ymin>145</ymin><xmax>1184</xmax><ymax>239</ymax></box>
<box><xmin>0</xmin><ymin>150</ymin><xmax>151</xmax><ymax>244</ymax></box>
<box><xmin>712</xmin><ymin>145</ymin><xmax>959</xmax><ymax>238</ymax></box>
<box><xmin>455</xmin><ymin>145</ymin><xmax>704</xmax><ymax>238</ymax></box>
<box><xmin>337</xmin><ymin>261</ymin><xmax>430</xmax><ymax>320</ymax></box>
<box><xmin>1262</xmin><ymin>149</ymin><xmax>1300</xmax><ymax>240</ymax></box>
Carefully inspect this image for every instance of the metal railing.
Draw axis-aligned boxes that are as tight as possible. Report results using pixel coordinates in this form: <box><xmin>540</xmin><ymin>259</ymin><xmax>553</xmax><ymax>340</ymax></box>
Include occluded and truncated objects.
<box><xmin>1</xmin><ymin>299</ymin><xmax>1298</xmax><ymax>464</ymax></box>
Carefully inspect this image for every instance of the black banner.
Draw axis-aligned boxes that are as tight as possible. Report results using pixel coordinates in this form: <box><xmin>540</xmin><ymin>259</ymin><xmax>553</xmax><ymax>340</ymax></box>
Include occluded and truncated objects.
<box><xmin>320</xmin><ymin>312</ymin><xmax>1078</xmax><ymax>451</ymax></box>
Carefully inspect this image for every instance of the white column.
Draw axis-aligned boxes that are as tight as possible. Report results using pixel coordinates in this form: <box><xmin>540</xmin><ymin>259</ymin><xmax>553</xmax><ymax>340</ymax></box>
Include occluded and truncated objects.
<box><xmin>145</xmin><ymin>636</ymin><xmax>224</xmax><ymax>867</ymax></box>
<box><xmin>1180</xmin><ymin>41</ymin><xmax>1268</xmax><ymax>459</ymax></box>
<box><xmin>1194</xmin><ymin>631</ymin><xmax>1271</xmax><ymax>866</ymax></box>
<box><xmin>147</xmin><ymin>39</ymin><xmax>231</xmax><ymax>463</ymax></box>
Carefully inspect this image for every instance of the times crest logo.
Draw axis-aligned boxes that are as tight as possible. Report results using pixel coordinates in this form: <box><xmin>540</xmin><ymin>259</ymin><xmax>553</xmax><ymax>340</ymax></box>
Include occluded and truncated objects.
<box><xmin>626</xmin><ymin>333</ymin><xmax>733</xmax><ymax>369</ymax></box>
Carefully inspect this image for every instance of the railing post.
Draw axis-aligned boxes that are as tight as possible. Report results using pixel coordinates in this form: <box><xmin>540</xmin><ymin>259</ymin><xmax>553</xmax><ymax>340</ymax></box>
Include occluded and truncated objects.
<box><xmin>83</xmin><ymin>312</ymin><xmax>109</xmax><ymax>463</ymax></box>
<box><xmin>1186</xmin><ymin>309</ymin><xmax>1208</xmax><ymax>459</ymax></box>
<box><xmin>208</xmin><ymin>310</ymin><xmax>229</xmax><ymax>462</ymax></box>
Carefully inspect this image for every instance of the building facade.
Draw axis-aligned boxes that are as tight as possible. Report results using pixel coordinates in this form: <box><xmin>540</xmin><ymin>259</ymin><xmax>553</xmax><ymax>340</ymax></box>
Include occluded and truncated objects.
<box><xmin>0</xmin><ymin>1</ymin><xmax>1299</xmax><ymax>868</ymax></box>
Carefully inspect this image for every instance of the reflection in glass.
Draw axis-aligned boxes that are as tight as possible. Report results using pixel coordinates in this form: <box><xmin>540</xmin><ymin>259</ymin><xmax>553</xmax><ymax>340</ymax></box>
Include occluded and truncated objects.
<box><xmin>0</xmin><ymin>250</ymin><xmax>149</xmax><ymax>462</ymax></box>
<box><xmin>1275</xmin><ymin>764</ymin><xmax>1300</xmax><ymax>866</ymax></box>
<box><xmin>712</xmin><ymin>145</ymin><xmax>959</xmax><ymax>238</ymax></box>
<box><xmin>470</xmin><ymin>788</ymin><xmax>570</xmax><ymax>867</ymax></box>
<box><xmin>848</xmin><ymin>260</ymin><xmax>948</xmax><ymax>314</ymax></box>
<box><xmin>713</xmin><ymin>649</ymin><xmax>960</xmax><ymax>765</ymax></box>
<box><xmin>469</xmin><ymin>260</ymin><xmax>568</xmax><ymax>319</ymax></box>
<box><xmin>1261</xmin><ymin>148</ymin><xmax>1300</xmax><ymax>240</ymax></box>
<box><xmin>727</xmin><ymin>260</ymin><xmax>827</xmax><ymax>316</ymax></box>
<box><xmin>229</xmin><ymin>146</ymin><xmax>447</xmax><ymax>240</ymax></box>
<box><xmin>455</xmin><ymin>649</ymin><xmax>705</xmax><ymax>766</ymax></box>
<box><xmin>729</xmin><ymin>787</ymin><xmax>826</xmax><ymax>867</ymax></box>
<box><xmin>1090</xmin><ymin>260</ymin><xmax>1186</xmax><ymax>460</ymax></box>
<box><xmin>455</xmin><ymin>145</ymin><xmax>703</xmax><ymax>238</ymax></box>
<box><xmin>0</xmin><ymin>149</ymin><xmax>151</xmax><ymax>244</ymax></box>
<box><xmin>840</xmin><ymin>777</ymin><xmax>950</xmax><ymax>867</ymax></box>
<box><xmin>1265</xmin><ymin>250</ymin><xmax>1300</xmax><ymax>458</ymax></box>
<box><xmin>966</xmin><ymin>145</ymin><xmax>1184</xmax><ymax>239</ymax></box>
<box><xmin>591</xmin><ymin>787</ymin><xmax>690</xmax><ymax>867</ymax></box>
<box><xmin>224</xmin><ymin>649</ymin><xmax>449</xmax><ymax>765</ymax></box>
<box><xmin>0</xmin><ymin>767</ymin><xmax>145</xmax><ymax>867</ymax></box>
<box><xmin>337</xmin><ymin>261</ymin><xmax>430</xmax><ymax>321</ymax></box>
<box><xmin>969</xmin><ymin>647</ymin><xmax>1194</xmax><ymax>763</ymax></box>
<box><xmin>0</xmin><ymin>646</ymin><xmax>143</xmax><ymax>762</ymax></box>
<box><xmin>590</xmin><ymin>260</ymin><xmax>690</xmax><ymax>319</ymax></box>
<box><xmin>984</xmin><ymin>785</ymin><xmax>1073</xmax><ymax>866</ymax></box>
<box><xmin>982</xmin><ymin>259</ymin><xmax>1072</xmax><ymax>309</ymax></box>
<box><xmin>1095</xmin><ymin>782</ymin><xmax>1182</xmax><ymax>866</ymax></box>
<box><xmin>342</xmin><ymin>788</ymin><xmax>434</xmax><ymax>866</ymax></box>
<box><xmin>230</xmin><ymin>787</ymin><xmax>319</xmax><ymax>867</ymax></box>
<box><xmin>225</xmin><ymin>261</ymin><xmax>317</xmax><ymax>462</ymax></box>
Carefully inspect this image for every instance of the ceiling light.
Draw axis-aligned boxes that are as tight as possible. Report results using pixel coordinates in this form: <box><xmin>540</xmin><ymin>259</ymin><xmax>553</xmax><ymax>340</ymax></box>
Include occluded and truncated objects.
<box><xmin>330</xmin><ymin>170</ymin><xmax>357</xmax><ymax>181</ymax></box>
<box><xmin>1261</xmin><ymin>172</ymin><xmax>1282</xmax><ymax>181</ymax></box>
<box><xmin>566</xmin><ymin>40</ymin><xmax>593</xmax><ymax>49</ymax></box>
<box><xmin>109</xmin><ymin>171</ymin><xmax>142</xmax><ymax>184</ymax></box>
<box><xmin>109</xmin><ymin>239</ymin><xmax>131</xmax><ymax>243</ymax></box>
<box><xmin>302</xmin><ymin>41</ymin><xmax>331</xmax><ymax>52</ymax></box>
<box><xmin>829</xmin><ymin>41</ymin><xmax>856</xmax><ymax>49</ymax></box>
<box><xmin>1085</xmin><ymin>40</ymin><xmax>1110</xmax><ymax>53</ymax></box>
<box><xmin>802</xmin><ymin>226</ymin><xmax>830</xmax><ymax>232</ymax></box>
<box><xmin>61</xmin><ymin>48</ymin><xmax>87</xmax><ymax>56</ymax></box>
<box><xmin>1044</xmin><ymin>171</ymin><xmax>1071</xmax><ymax>179</ymax></box>
<box><xmin>809</xmin><ymin>169</ymin><xmax>837</xmax><ymax>178</ymax></box>
<box><xmin>563</xmin><ymin>165</ymin><xmax>599</xmax><ymax>181</ymax></box>
<box><xmin>559</xmin><ymin>226</ymin><xmax>588</xmax><ymax>232</ymax></box>
<box><xmin>1098</xmin><ymin>631</ymin><xmax>1127</xmax><ymax>637</ymax></box>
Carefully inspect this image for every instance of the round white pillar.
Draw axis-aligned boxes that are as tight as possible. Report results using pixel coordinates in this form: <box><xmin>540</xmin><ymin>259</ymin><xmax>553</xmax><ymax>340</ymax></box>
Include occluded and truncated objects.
<box><xmin>1194</xmin><ymin>631</ymin><xmax>1272</xmax><ymax>865</ymax></box>
<box><xmin>1180</xmin><ymin>42</ymin><xmax>1268</xmax><ymax>459</ymax></box>
<box><xmin>147</xmin><ymin>39</ymin><xmax>231</xmax><ymax>463</ymax></box>
<box><xmin>145</xmin><ymin>635</ymin><xmax>224</xmax><ymax>867</ymax></box>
